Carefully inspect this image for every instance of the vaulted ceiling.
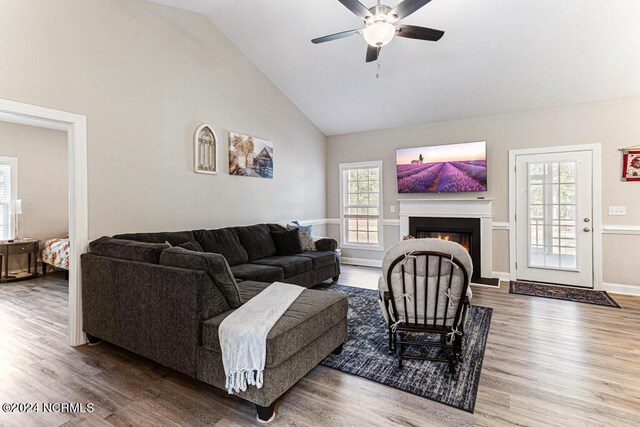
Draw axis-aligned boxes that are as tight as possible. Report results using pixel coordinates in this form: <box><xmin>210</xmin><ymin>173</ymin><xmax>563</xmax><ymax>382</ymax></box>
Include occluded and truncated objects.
<box><xmin>150</xmin><ymin>0</ymin><xmax>640</xmax><ymax>135</ymax></box>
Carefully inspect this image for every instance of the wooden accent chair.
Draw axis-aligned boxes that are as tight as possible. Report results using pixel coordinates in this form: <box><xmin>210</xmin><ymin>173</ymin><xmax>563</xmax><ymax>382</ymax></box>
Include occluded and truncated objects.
<box><xmin>378</xmin><ymin>238</ymin><xmax>473</xmax><ymax>379</ymax></box>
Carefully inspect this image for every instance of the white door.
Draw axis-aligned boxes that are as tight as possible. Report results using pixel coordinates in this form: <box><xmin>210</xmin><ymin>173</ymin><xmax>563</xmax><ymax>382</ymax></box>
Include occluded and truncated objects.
<box><xmin>515</xmin><ymin>150</ymin><xmax>594</xmax><ymax>288</ymax></box>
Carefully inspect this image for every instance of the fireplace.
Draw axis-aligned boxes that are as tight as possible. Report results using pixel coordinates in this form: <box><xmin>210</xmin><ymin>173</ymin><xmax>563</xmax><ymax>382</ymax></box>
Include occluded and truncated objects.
<box><xmin>399</xmin><ymin>198</ymin><xmax>499</xmax><ymax>286</ymax></box>
<box><xmin>416</xmin><ymin>231</ymin><xmax>471</xmax><ymax>253</ymax></box>
<box><xmin>409</xmin><ymin>216</ymin><xmax>492</xmax><ymax>285</ymax></box>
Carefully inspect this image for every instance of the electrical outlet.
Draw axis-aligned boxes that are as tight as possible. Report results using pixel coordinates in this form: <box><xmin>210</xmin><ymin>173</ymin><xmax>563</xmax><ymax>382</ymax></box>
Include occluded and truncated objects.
<box><xmin>390</xmin><ymin>205</ymin><xmax>396</xmax><ymax>213</ymax></box>
<box><xmin>608</xmin><ymin>206</ymin><xmax>627</xmax><ymax>216</ymax></box>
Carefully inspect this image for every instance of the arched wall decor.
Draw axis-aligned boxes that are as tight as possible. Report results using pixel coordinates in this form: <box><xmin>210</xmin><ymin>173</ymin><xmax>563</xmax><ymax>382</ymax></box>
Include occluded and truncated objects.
<box><xmin>194</xmin><ymin>124</ymin><xmax>218</xmax><ymax>174</ymax></box>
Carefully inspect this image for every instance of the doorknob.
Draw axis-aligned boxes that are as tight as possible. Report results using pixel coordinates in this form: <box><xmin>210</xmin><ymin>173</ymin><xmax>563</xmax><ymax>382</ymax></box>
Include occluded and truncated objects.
<box><xmin>583</xmin><ymin>218</ymin><xmax>590</xmax><ymax>223</ymax></box>
<box><xmin>583</xmin><ymin>227</ymin><xmax>591</xmax><ymax>232</ymax></box>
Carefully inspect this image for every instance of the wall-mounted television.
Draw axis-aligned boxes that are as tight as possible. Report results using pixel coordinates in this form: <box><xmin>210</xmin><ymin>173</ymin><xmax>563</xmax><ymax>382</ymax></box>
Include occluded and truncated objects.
<box><xmin>396</xmin><ymin>141</ymin><xmax>487</xmax><ymax>193</ymax></box>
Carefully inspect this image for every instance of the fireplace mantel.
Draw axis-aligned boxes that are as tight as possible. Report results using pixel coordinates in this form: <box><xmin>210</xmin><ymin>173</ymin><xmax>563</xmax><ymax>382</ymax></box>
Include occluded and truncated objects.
<box><xmin>398</xmin><ymin>198</ymin><xmax>495</xmax><ymax>285</ymax></box>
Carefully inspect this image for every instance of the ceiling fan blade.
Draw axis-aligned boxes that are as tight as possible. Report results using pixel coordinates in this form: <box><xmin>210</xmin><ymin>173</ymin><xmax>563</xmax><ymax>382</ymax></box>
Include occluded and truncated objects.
<box><xmin>389</xmin><ymin>0</ymin><xmax>433</xmax><ymax>21</ymax></box>
<box><xmin>395</xmin><ymin>24</ymin><xmax>444</xmax><ymax>41</ymax></box>
<box><xmin>338</xmin><ymin>0</ymin><xmax>373</xmax><ymax>20</ymax></box>
<box><xmin>366</xmin><ymin>45</ymin><xmax>381</xmax><ymax>62</ymax></box>
<box><xmin>312</xmin><ymin>29</ymin><xmax>360</xmax><ymax>44</ymax></box>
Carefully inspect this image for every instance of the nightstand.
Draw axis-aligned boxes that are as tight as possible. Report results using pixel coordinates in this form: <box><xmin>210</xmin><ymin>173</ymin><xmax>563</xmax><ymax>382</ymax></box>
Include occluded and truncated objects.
<box><xmin>0</xmin><ymin>240</ymin><xmax>40</xmax><ymax>282</ymax></box>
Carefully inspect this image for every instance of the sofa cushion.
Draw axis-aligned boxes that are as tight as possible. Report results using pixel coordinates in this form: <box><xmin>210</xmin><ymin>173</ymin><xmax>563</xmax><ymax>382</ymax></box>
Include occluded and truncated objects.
<box><xmin>230</xmin><ymin>263</ymin><xmax>284</xmax><ymax>282</ymax></box>
<box><xmin>201</xmin><ymin>283</ymin><xmax>348</xmax><ymax>368</ymax></box>
<box><xmin>235</xmin><ymin>224</ymin><xmax>276</xmax><ymax>261</ymax></box>
<box><xmin>112</xmin><ymin>231</ymin><xmax>195</xmax><ymax>246</ymax></box>
<box><xmin>270</xmin><ymin>229</ymin><xmax>303</xmax><ymax>256</ymax></box>
<box><xmin>193</xmin><ymin>228</ymin><xmax>248</xmax><ymax>266</ymax></box>
<box><xmin>159</xmin><ymin>247</ymin><xmax>242</xmax><ymax>308</ymax></box>
<box><xmin>252</xmin><ymin>256</ymin><xmax>312</xmax><ymax>277</ymax></box>
<box><xmin>294</xmin><ymin>251</ymin><xmax>336</xmax><ymax>269</ymax></box>
<box><xmin>89</xmin><ymin>237</ymin><xmax>169</xmax><ymax>264</ymax></box>
<box><xmin>177</xmin><ymin>240</ymin><xmax>204</xmax><ymax>252</ymax></box>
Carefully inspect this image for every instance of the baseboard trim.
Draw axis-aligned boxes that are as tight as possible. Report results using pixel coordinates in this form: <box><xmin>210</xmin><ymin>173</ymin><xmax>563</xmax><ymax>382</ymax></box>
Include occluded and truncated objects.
<box><xmin>492</xmin><ymin>271</ymin><xmax>510</xmax><ymax>282</ymax></box>
<box><xmin>602</xmin><ymin>282</ymin><xmax>640</xmax><ymax>296</ymax></box>
<box><xmin>341</xmin><ymin>257</ymin><xmax>382</xmax><ymax>268</ymax></box>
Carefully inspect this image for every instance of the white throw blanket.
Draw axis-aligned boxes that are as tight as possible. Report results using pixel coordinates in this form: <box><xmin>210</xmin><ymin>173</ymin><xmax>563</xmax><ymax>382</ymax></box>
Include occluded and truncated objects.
<box><xmin>219</xmin><ymin>282</ymin><xmax>305</xmax><ymax>394</ymax></box>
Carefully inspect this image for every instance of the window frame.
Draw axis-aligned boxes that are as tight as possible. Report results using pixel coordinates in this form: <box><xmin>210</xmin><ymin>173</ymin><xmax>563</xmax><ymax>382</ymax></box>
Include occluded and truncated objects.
<box><xmin>0</xmin><ymin>156</ymin><xmax>18</xmax><ymax>240</ymax></box>
<box><xmin>339</xmin><ymin>160</ymin><xmax>384</xmax><ymax>251</ymax></box>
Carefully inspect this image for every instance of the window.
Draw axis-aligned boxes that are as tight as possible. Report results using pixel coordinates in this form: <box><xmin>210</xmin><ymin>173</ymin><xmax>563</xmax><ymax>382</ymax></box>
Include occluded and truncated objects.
<box><xmin>340</xmin><ymin>161</ymin><xmax>383</xmax><ymax>250</ymax></box>
<box><xmin>0</xmin><ymin>157</ymin><xmax>17</xmax><ymax>240</ymax></box>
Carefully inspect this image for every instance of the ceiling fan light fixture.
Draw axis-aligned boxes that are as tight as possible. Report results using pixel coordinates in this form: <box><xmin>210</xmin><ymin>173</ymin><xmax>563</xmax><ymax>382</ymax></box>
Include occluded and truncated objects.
<box><xmin>363</xmin><ymin>21</ymin><xmax>395</xmax><ymax>47</ymax></box>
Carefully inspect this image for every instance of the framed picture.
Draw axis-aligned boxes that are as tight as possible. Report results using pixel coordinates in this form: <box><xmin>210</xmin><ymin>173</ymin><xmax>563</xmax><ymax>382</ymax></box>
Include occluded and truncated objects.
<box><xmin>194</xmin><ymin>124</ymin><xmax>218</xmax><ymax>174</ymax></box>
<box><xmin>228</xmin><ymin>131</ymin><xmax>273</xmax><ymax>179</ymax></box>
<box><xmin>622</xmin><ymin>149</ymin><xmax>640</xmax><ymax>181</ymax></box>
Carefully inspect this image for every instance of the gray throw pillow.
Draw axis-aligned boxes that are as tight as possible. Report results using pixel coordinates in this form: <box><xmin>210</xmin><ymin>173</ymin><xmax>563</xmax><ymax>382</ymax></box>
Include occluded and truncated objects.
<box><xmin>287</xmin><ymin>224</ymin><xmax>316</xmax><ymax>251</ymax></box>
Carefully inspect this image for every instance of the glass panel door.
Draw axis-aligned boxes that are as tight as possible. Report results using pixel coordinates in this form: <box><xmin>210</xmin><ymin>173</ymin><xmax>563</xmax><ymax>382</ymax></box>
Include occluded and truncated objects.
<box><xmin>528</xmin><ymin>161</ymin><xmax>577</xmax><ymax>270</ymax></box>
<box><xmin>516</xmin><ymin>149</ymin><xmax>593</xmax><ymax>288</ymax></box>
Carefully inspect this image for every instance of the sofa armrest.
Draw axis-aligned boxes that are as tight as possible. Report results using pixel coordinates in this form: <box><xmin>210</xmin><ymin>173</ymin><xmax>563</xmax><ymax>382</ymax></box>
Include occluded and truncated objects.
<box><xmin>81</xmin><ymin>253</ymin><xmax>230</xmax><ymax>377</ymax></box>
<box><xmin>314</xmin><ymin>238</ymin><xmax>338</xmax><ymax>252</ymax></box>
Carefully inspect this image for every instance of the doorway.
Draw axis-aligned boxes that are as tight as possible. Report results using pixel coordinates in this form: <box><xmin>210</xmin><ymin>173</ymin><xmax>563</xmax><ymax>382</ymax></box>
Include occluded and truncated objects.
<box><xmin>0</xmin><ymin>98</ymin><xmax>88</xmax><ymax>346</ymax></box>
<box><xmin>509</xmin><ymin>144</ymin><xmax>602</xmax><ymax>289</ymax></box>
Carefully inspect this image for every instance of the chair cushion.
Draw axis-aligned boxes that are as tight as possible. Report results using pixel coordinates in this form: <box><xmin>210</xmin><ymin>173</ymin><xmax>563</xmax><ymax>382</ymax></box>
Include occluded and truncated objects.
<box><xmin>193</xmin><ymin>228</ymin><xmax>248</xmax><ymax>266</ymax></box>
<box><xmin>113</xmin><ymin>231</ymin><xmax>195</xmax><ymax>246</ymax></box>
<box><xmin>89</xmin><ymin>237</ymin><xmax>169</xmax><ymax>264</ymax></box>
<box><xmin>201</xmin><ymin>284</ymin><xmax>348</xmax><ymax>368</ymax></box>
<box><xmin>294</xmin><ymin>251</ymin><xmax>336</xmax><ymax>268</ymax></box>
<box><xmin>230</xmin><ymin>263</ymin><xmax>284</xmax><ymax>282</ymax></box>
<box><xmin>159</xmin><ymin>247</ymin><xmax>242</xmax><ymax>308</ymax></box>
<box><xmin>235</xmin><ymin>224</ymin><xmax>276</xmax><ymax>261</ymax></box>
<box><xmin>252</xmin><ymin>256</ymin><xmax>312</xmax><ymax>277</ymax></box>
<box><xmin>270</xmin><ymin>229</ymin><xmax>303</xmax><ymax>256</ymax></box>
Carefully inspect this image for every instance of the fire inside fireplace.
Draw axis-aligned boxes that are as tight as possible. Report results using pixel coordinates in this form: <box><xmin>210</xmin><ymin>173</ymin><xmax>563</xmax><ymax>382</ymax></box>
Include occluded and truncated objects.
<box><xmin>416</xmin><ymin>231</ymin><xmax>472</xmax><ymax>253</ymax></box>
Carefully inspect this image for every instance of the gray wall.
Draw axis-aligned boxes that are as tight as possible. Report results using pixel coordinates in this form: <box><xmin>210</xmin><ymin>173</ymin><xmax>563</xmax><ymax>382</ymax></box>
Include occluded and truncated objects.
<box><xmin>0</xmin><ymin>0</ymin><xmax>326</xmax><ymax>238</ymax></box>
<box><xmin>327</xmin><ymin>96</ymin><xmax>640</xmax><ymax>287</ymax></box>
<box><xmin>0</xmin><ymin>122</ymin><xmax>68</xmax><ymax>271</ymax></box>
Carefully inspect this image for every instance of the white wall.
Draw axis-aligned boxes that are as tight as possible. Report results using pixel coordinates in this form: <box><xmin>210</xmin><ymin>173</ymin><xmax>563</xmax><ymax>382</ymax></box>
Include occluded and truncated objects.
<box><xmin>326</xmin><ymin>96</ymin><xmax>640</xmax><ymax>288</ymax></box>
<box><xmin>0</xmin><ymin>0</ymin><xmax>326</xmax><ymax>239</ymax></box>
<box><xmin>0</xmin><ymin>121</ymin><xmax>68</xmax><ymax>270</ymax></box>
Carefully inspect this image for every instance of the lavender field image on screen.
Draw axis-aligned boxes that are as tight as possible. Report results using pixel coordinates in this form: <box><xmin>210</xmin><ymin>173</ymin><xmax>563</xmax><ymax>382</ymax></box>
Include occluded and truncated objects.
<box><xmin>396</xmin><ymin>141</ymin><xmax>487</xmax><ymax>193</ymax></box>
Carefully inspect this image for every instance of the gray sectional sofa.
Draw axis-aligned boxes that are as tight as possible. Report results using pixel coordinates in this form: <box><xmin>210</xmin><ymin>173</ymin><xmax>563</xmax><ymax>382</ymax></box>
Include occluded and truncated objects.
<box><xmin>114</xmin><ymin>223</ymin><xmax>340</xmax><ymax>286</ymax></box>
<box><xmin>81</xmin><ymin>224</ymin><xmax>346</xmax><ymax>422</ymax></box>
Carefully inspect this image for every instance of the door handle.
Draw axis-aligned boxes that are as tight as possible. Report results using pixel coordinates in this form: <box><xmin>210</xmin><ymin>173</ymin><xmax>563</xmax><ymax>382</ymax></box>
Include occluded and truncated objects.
<box><xmin>583</xmin><ymin>227</ymin><xmax>591</xmax><ymax>232</ymax></box>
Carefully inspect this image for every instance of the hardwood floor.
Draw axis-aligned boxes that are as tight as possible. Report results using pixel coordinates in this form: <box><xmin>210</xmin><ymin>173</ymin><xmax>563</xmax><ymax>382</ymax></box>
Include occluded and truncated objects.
<box><xmin>1</xmin><ymin>268</ymin><xmax>639</xmax><ymax>426</ymax></box>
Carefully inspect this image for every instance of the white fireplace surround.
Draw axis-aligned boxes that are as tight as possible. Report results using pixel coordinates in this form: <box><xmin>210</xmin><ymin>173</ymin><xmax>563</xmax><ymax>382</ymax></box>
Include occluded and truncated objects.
<box><xmin>399</xmin><ymin>198</ymin><xmax>494</xmax><ymax>283</ymax></box>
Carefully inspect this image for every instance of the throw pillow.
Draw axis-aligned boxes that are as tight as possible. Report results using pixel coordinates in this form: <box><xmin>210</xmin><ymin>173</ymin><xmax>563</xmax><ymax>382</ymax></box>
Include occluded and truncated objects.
<box><xmin>177</xmin><ymin>240</ymin><xmax>204</xmax><ymax>252</ymax></box>
<box><xmin>271</xmin><ymin>229</ymin><xmax>303</xmax><ymax>256</ymax></box>
<box><xmin>287</xmin><ymin>224</ymin><xmax>316</xmax><ymax>251</ymax></box>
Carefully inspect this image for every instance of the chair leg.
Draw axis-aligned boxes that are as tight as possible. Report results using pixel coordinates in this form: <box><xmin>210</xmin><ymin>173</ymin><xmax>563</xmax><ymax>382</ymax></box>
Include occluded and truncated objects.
<box><xmin>397</xmin><ymin>331</ymin><xmax>404</xmax><ymax>370</ymax></box>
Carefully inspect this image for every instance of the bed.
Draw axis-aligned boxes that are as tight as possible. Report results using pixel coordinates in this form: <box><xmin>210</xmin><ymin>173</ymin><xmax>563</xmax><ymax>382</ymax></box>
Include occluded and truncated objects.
<box><xmin>40</xmin><ymin>238</ymin><xmax>70</xmax><ymax>274</ymax></box>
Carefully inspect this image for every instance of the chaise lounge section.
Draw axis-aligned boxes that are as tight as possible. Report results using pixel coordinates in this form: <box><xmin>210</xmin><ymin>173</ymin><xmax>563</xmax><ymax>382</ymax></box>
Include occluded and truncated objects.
<box><xmin>81</xmin><ymin>224</ymin><xmax>346</xmax><ymax>422</ymax></box>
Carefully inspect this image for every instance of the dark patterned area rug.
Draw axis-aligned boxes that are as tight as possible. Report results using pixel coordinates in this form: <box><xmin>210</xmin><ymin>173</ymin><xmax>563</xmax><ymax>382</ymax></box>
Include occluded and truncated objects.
<box><xmin>317</xmin><ymin>284</ymin><xmax>492</xmax><ymax>413</ymax></box>
<box><xmin>509</xmin><ymin>281</ymin><xmax>620</xmax><ymax>308</ymax></box>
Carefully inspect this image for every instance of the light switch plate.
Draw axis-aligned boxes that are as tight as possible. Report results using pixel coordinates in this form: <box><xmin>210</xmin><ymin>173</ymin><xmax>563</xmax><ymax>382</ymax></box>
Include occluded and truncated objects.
<box><xmin>608</xmin><ymin>206</ymin><xmax>627</xmax><ymax>216</ymax></box>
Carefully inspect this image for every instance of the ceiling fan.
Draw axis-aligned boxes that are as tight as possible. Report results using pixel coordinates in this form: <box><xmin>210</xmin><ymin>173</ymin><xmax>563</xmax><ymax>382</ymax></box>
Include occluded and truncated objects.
<box><xmin>312</xmin><ymin>0</ymin><xmax>444</xmax><ymax>62</ymax></box>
